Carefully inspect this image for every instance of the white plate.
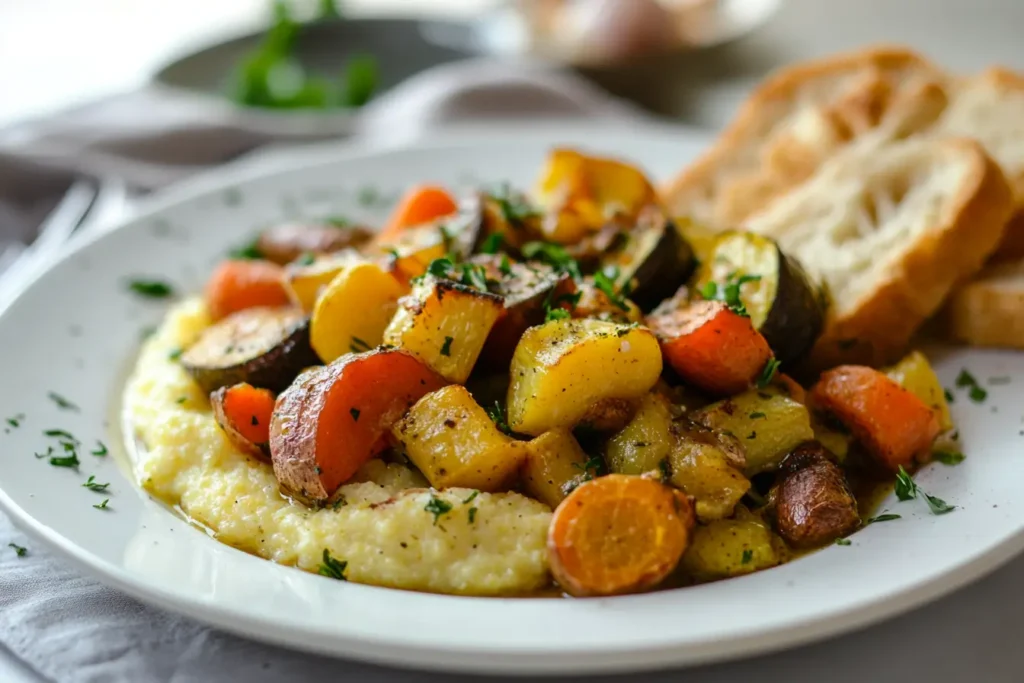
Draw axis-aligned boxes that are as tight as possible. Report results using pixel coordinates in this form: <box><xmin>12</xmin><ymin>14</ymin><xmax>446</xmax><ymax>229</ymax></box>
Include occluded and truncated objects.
<box><xmin>1</xmin><ymin>123</ymin><xmax>1023</xmax><ymax>675</ymax></box>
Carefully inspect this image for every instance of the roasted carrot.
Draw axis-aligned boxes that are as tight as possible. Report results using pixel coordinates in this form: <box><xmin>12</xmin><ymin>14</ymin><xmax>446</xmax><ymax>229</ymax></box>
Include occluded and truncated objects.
<box><xmin>205</xmin><ymin>260</ymin><xmax>291</xmax><ymax>321</ymax></box>
<box><xmin>377</xmin><ymin>185</ymin><xmax>458</xmax><ymax>243</ymax></box>
<box><xmin>269</xmin><ymin>349</ymin><xmax>449</xmax><ymax>503</ymax></box>
<box><xmin>548</xmin><ymin>474</ymin><xmax>695</xmax><ymax>597</ymax></box>
<box><xmin>210</xmin><ymin>383</ymin><xmax>276</xmax><ymax>460</ymax></box>
<box><xmin>810</xmin><ymin>365</ymin><xmax>940</xmax><ymax>471</ymax></box>
<box><xmin>646</xmin><ymin>300</ymin><xmax>773</xmax><ymax>396</ymax></box>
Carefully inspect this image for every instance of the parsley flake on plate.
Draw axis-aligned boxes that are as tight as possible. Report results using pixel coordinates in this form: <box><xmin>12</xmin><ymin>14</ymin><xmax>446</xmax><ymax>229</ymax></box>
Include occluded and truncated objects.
<box><xmin>424</xmin><ymin>494</ymin><xmax>453</xmax><ymax>525</ymax></box>
<box><xmin>318</xmin><ymin>549</ymin><xmax>348</xmax><ymax>580</ymax></box>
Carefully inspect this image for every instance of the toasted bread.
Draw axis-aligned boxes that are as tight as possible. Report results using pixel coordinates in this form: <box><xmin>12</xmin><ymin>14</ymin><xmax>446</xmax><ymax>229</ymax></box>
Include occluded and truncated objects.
<box><xmin>662</xmin><ymin>46</ymin><xmax>949</xmax><ymax>229</ymax></box>
<box><xmin>942</xmin><ymin>260</ymin><xmax>1024</xmax><ymax>348</ymax></box>
<box><xmin>739</xmin><ymin>137</ymin><xmax>1013</xmax><ymax>368</ymax></box>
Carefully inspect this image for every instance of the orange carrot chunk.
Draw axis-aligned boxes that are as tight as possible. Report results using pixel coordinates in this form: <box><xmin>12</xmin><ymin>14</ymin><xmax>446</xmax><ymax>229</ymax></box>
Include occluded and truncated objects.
<box><xmin>647</xmin><ymin>300</ymin><xmax>773</xmax><ymax>396</ymax></box>
<box><xmin>810</xmin><ymin>365</ymin><xmax>940</xmax><ymax>471</ymax></box>
<box><xmin>205</xmin><ymin>259</ymin><xmax>291</xmax><ymax>321</ymax></box>
<box><xmin>211</xmin><ymin>383</ymin><xmax>276</xmax><ymax>460</ymax></box>
<box><xmin>270</xmin><ymin>349</ymin><xmax>449</xmax><ymax>503</ymax></box>
<box><xmin>377</xmin><ymin>185</ymin><xmax>459</xmax><ymax>243</ymax></box>
<box><xmin>548</xmin><ymin>474</ymin><xmax>695</xmax><ymax>597</ymax></box>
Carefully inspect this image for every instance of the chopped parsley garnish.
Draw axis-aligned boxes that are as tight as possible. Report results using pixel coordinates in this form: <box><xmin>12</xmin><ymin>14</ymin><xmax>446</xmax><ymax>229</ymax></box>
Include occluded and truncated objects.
<box><xmin>545</xmin><ymin>307</ymin><xmax>571</xmax><ymax>322</ymax></box>
<box><xmin>944</xmin><ymin>388</ymin><xmax>954</xmax><ymax>403</ymax></box>
<box><xmin>44</xmin><ymin>429</ymin><xmax>77</xmax><ymax>442</ymax></box>
<box><xmin>749</xmin><ymin>412</ymin><xmax>766</xmax><ymax>419</ymax></box>
<box><xmin>491</xmin><ymin>184</ymin><xmax>540</xmax><ymax>226</ymax></box>
<box><xmin>969</xmin><ymin>385</ymin><xmax>987</xmax><ymax>403</ymax></box>
<box><xmin>865</xmin><ymin>513</ymin><xmax>901</xmax><ymax>524</ymax></box>
<box><xmin>91</xmin><ymin>441</ymin><xmax>108</xmax><ymax>457</ymax></box>
<box><xmin>294</xmin><ymin>253</ymin><xmax>316</xmax><ymax>266</ymax></box>
<box><xmin>425</xmin><ymin>257</ymin><xmax>454</xmax><ymax>278</ymax></box>
<box><xmin>383</xmin><ymin>246</ymin><xmax>400</xmax><ymax>262</ymax></box>
<box><xmin>756</xmin><ymin>358</ymin><xmax>781</xmax><ymax>389</ymax></box>
<box><xmin>168</xmin><ymin>347</ymin><xmax>183</xmax><ymax>361</ymax></box>
<box><xmin>424</xmin><ymin>494</ymin><xmax>453</xmax><ymax>525</ymax></box>
<box><xmin>251</xmin><ymin>416</ymin><xmax>259</xmax><ymax>426</ymax></box>
<box><xmin>34</xmin><ymin>446</ymin><xmax>53</xmax><ymax>459</ymax></box>
<box><xmin>521</xmin><ymin>241</ymin><xmax>582</xmax><ymax>280</ymax></box>
<box><xmin>49</xmin><ymin>451</ymin><xmax>80</xmax><ymax>469</ymax></box>
<box><xmin>487</xmin><ymin>402</ymin><xmax>511</xmax><ymax>434</ymax></box>
<box><xmin>458</xmin><ymin>263</ymin><xmax>492</xmax><ymax>292</ymax></box>
<box><xmin>82</xmin><ymin>475</ymin><xmax>110</xmax><ymax>492</ymax></box>
<box><xmin>592</xmin><ymin>266</ymin><xmax>632</xmax><ymax>312</ymax></box>
<box><xmin>462</xmin><ymin>490</ymin><xmax>479</xmax><ymax>504</ymax></box>
<box><xmin>835</xmin><ymin>538</ymin><xmax>852</xmax><ymax>546</ymax></box>
<box><xmin>440</xmin><ymin>336</ymin><xmax>454</xmax><ymax>357</ymax></box>
<box><xmin>933</xmin><ymin>450</ymin><xmax>965</xmax><ymax>466</ymax></box>
<box><xmin>176</xmin><ymin>397</ymin><xmax>188</xmax><ymax>405</ymax></box>
<box><xmin>349</xmin><ymin>408</ymin><xmax>360</xmax><ymax>422</ymax></box>
<box><xmin>574</xmin><ymin>455</ymin><xmax>605</xmax><ymax>482</ymax></box>
<box><xmin>317</xmin><ymin>549</ymin><xmax>348</xmax><ymax>580</ymax></box>
<box><xmin>499</xmin><ymin>254</ymin><xmax>513</xmax><ymax>276</ymax></box>
<box><xmin>8</xmin><ymin>543</ymin><xmax>27</xmax><ymax>557</ymax></box>
<box><xmin>543</xmin><ymin>289</ymin><xmax>581</xmax><ymax>322</ymax></box>
<box><xmin>127</xmin><ymin>279</ymin><xmax>174</xmax><ymax>299</ymax></box>
<box><xmin>480</xmin><ymin>233</ymin><xmax>504</xmax><ymax>255</ymax></box>
<box><xmin>47</xmin><ymin>392</ymin><xmax>78</xmax><ymax>411</ymax></box>
<box><xmin>6</xmin><ymin>414</ymin><xmax>24</xmax><ymax>428</ymax></box>
<box><xmin>331</xmin><ymin>495</ymin><xmax>348</xmax><ymax>510</ymax></box>
<box><xmin>700</xmin><ymin>272</ymin><xmax>761</xmax><ymax>317</ymax></box>
<box><xmin>349</xmin><ymin>336</ymin><xmax>372</xmax><ymax>353</ymax></box>
<box><xmin>922</xmin><ymin>491</ymin><xmax>956</xmax><ymax>515</ymax></box>
<box><xmin>228</xmin><ymin>238</ymin><xmax>263</xmax><ymax>260</ymax></box>
<box><xmin>747</xmin><ymin>431</ymin><xmax>757</xmax><ymax>440</ymax></box>
<box><xmin>894</xmin><ymin>465</ymin><xmax>956</xmax><ymax>514</ymax></box>
<box><xmin>468</xmin><ymin>507</ymin><xmax>478</xmax><ymax>524</ymax></box>
<box><xmin>93</xmin><ymin>499</ymin><xmax>110</xmax><ymax>510</ymax></box>
<box><xmin>741</xmin><ymin>549</ymin><xmax>753</xmax><ymax>565</ymax></box>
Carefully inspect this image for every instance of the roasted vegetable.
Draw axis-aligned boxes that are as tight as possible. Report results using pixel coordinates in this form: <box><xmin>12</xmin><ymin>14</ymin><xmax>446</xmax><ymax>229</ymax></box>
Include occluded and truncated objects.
<box><xmin>674</xmin><ymin>216</ymin><xmax>718</xmax><ymax>266</ymax></box>
<box><xmin>205</xmin><ymin>260</ymin><xmax>292</xmax><ymax>321</ymax></box>
<box><xmin>477</xmin><ymin>190</ymin><xmax>542</xmax><ymax>254</ymax></box>
<box><xmin>601</xmin><ymin>208</ymin><xmax>695</xmax><ymax>312</ymax></box>
<box><xmin>885</xmin><ymin>350</ymin><xmax>954</xmax><ymax>432</ymax></box>
<box><xmin>507</xmin><ymin>318</ymin><xmax>662</xmax><ymax>436</ymax></box>
<box><xmin>647</xmin><ymin>300</ymin><xmax>774</xmax><ymax>396</ymax></box>
<box><xmin>383</xmin><ymin>276</ymin><xmax>504</xmax><ymax>383</ymax></box>
<box><xmin>571</xmin><ymin>278</ymin><xmax>643</xmax><ymax>324</ymax></box>
<box><xmin>210</xmin><ymin>383</ymin><xmax>275</xmax><ymax>459</ymax></box>
<box><xmin>768</xmin><ymin>442</ymin><xmax>860</xmax><ymax>548</ymax></box>
<box><xmin>605</xmin><ymin>392</ymin><xmax>674</xmax><ymax>476</ymax></box>
<box><xmin>391</xmin><ymin>385</ymin><xmax>527</xmax><ymax>491</ymax></box>
<box><xmin>469</xmin><ymin>255</ymin><xmax>575</xmax><ymax>368</ymax></box>
<box><xmin>378</xmin><ymin>185</ymin><xmax>459</xmax><ymax>242</ymax></box>
<box><xmin>521</xmin><ymin>429</ymin><xmax>591</xmax><ymax>508</ymax></box>
<box><xmin>547</xmin><ymin>474</ymin><xmax>694</xmax><ymax>597</ymax></box>
<box><xmin>534</xmin><ymin>148</ymin><xmax>657</xmax><ymax>243</ymax></box>
<box><xmin>694</xmin><ymin>388</ymin><xmax>815</xmax><ymax>476</ymax></box>
<box><xmin>309</xmin><ymin>262</ymin><xmax>404</xmax><ymax>363</ymax></box>
<box><xmin>377</xmin><ymin>198</ymin><xmax>484</xmax><ymax>285</ymax></box>
<box><xmin>270</xmin><ymin>348</ymin><xmax>447</xmax><ymax>504</ymax></box>
<box><xmin>811</xmin><ymin>365</ymin><xmax>940</xmax><ymax>471</ymax></box>
<box><xmin>283</xmin><ymin>250</ymin><xmax>365</xmax><ymax>312</ymax></box>
<box><xmin>181</xmin><ymin>306</ymin><xmax>318</xmax><ymax>393</ymax></box>
<box><xmin>694</xmin><ymin>231</ymin><xmax>824</xmax><ymax>365</ymax></box>
<box><xmin>812</xmin><ymin>417</ymin><xmax>852</xmax><ymax>462</ymax></box>
<box><xmin>667</xmin><ymin>419</ymin><xmax>750</xmax><ymax>521</ymax></box>
<box><xmin>256</xmin><ymin>222</ymin><xmax>372</xmax><ymax>265</ymax></box>
<box><xmin>679</xmin><ymin>512</ymin><xmax>781</xmax><ymax>580</ymax></box>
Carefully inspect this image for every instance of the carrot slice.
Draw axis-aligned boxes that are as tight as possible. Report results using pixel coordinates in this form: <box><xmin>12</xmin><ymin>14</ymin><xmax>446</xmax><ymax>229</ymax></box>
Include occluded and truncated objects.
<box><xmin>647</xmin><ymin>300</ymin><xmax>773</xmax><ymax>396</ymax></box>
<box><xmin>205</xmin><ymin>260</ymin><xmax>291</xmax><ymax>321</ymax></box>
<box><xmin>548</xmin><ymin>474</ymin><xmax>695</xmax><ymax>597</ymax></box>
<box><xmin>270</xmin><ymin>348</ymin><xmax>449</xmax><ymax>503</ymax></box>
<box><xmin>211</xmin><ymin>383</ymin><xmax>275</xmax><ymax>460</ymax></box>
<box><xmin>810</xmin><ymin>365</ymin><xmax>940</xmax><ymax>471</ymax></box>
<box><xmin>377</xmin><ymin>185</ymin><xmax>458</xmax><ymax>243</ymax></box>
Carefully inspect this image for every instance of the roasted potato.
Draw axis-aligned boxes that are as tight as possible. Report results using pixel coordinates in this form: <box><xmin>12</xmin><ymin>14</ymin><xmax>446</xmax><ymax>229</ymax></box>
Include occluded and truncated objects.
<box><xmin>679</xmin><ymin>513</ymin><xmax>781</xmax><ymax>581</ymax></box>
<box><xmin>605</xmin><ymin>392</ymin><xmax>674</xmax><ymax>476</ymax></box>
<box><xmin>521</xmin><ymin>429</ymin><xmax>590</xmax><ymax>508</ymax></box>
<box><xmin>667</xmin><ymin>419</ymin><xmax>751</xmax><ymax>522</ymax></box>
<box><xmin>310</xmin><ymin>262</ymin><xmax>404</xmax><ymax>363</ymax></box>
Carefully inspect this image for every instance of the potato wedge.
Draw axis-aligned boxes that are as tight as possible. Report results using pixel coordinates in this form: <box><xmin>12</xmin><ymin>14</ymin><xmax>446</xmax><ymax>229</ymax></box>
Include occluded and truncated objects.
<box><xmin>507</xmin><ymin>318</ymin><xmax>662</xmax><ymax>436</ymax></box>
<box><xmin>383</xmin><ymin>276</ymin><xmax>504</xmax><ymax>383</ymax></box>
<box><xmin>521</xmin><ymin>429</ymin><xmax>591</xmax><ymax>509</ymax></box>
<box><xmin>391</xmin><ymin>385</ymin><xmax>527</xmax><ymax>491</ymax></box>
<box><xmin>310</xmin><ymin>262</ymin><xmax>404</xmax><ymax>363</ymax></box>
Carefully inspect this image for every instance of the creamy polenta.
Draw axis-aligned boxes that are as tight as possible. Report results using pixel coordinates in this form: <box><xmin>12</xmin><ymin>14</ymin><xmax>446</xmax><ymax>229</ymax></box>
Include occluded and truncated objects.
<box><xmin>124</xmin><ymin>299</ymin><xmax>552</xmax><ymax>596</ymax></box>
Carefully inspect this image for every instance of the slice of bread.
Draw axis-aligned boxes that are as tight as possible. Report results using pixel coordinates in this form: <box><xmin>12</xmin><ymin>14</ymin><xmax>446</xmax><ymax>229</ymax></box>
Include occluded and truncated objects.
<box><xmin>662</xmin><ymin>47</ymin><xmax>949</xmax><ymax>230</ymax></box>
<box><xmin>943</xmin><ymin>260</ymin><xmax>1024</xmax><ymax>347</ymax></box>
<box><xmin>739</xmin><ymin>137</ymin><xmax>1013</xmax><ymax>369</ymax></box>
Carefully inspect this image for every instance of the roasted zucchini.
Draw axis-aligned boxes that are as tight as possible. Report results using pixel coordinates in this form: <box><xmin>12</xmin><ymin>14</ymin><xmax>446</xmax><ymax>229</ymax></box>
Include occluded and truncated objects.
<box><xmin>695</xmin><ymin>231</ymin><xmax>824</xmax><ymax>365</ymax></box>
<box><xmin>605</xmin><ymin>392</ymin><xmax>674</xmax><ymax>476</ymax></box>
<box><xmin>601</xmin><ymin>207</ymin><xmax>695</xmax><ymax>313</ymax></box>
<box><xmin>521</xmin><ymin>429</ymin><xmax>591</xmax><ymax>509</ymax></box>
<box><xmin>391</xmin><ymin>385</ymin><xmax>527</xmax><ymax>491</ymax></box>
<box><xmin>667</xmin><ymin>419</ymin><xmax>751</xmax><ymax>521</ymax></box>
<box><xmin>507</xmin><ymin>318</ymin><xmax>662</xmax><ymax>436</ymax></box>
<box><xmin>693</xmin><ymin>387</ymin><xmax>815</xmax><ymax>476</ymax></box>
<box><xmin>181</xmin><ymin>306</ymin><xmax>318</xmax><ymax>393</ymax></box>
<box><xmin>256</xmin><ymin>222</ymin><xmax>372</xmax><ymax>265</ymax></box>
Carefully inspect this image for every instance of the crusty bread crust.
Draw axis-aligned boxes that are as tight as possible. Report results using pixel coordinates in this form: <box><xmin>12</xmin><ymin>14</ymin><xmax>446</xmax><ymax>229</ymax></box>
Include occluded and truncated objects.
<box><xmin>805</xmin><ymin>139</ymin><xmax>1013</xmax><ymax>368</ymax></box>
<box><xmin>662</xmin><ymin>46</ymin><xmax>948</xmax><ymax>228</ymax></box>
<box><xmin>942</xmin><ymin>260</ymin><xmax>1024</xmax><ymax>348</ymax></box>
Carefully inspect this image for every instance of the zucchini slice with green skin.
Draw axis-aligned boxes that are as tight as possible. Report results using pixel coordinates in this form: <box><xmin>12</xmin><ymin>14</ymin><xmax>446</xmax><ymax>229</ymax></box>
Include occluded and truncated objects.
<box><xmin>695</xmin><ymin>231</ymin><xmax>824</xmax><ymax>365</ymax></box>
<box><xmin>181</xmin><ymin>306</ymin><xmax>318</xmax><ymax>394</ymax></box>
<box><xmin>601</xmin><ymin>208</ymin><xmax>696</xmax><ymax>313</ymax></box>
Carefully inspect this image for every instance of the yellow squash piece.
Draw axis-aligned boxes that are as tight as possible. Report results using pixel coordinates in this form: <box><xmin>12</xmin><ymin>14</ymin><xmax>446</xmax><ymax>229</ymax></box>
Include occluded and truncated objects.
<box><xmin>310</xmin><ymin>262</ymin><xmax>405</xmax><ymax>363</ymax></box>
<box><xmin>605</xmin><ymin>392</ymin><xmax>673</xmax><ymax>476</ymax></box>
<box><xmin>284</xmin><ymin>250</ymin><xmax>365</xmax><ymax>311</ymax></box>
<box><xmin>391</xmin><ymin>385</ymin><xmax>527</xmax><ymax>490</ymax></box>
<box><xmin>507</xmin><ymin>318</ymin><xmax>662</xmax><ymax>436</ymax></box>
<box><xmin>383</xmin><ymin>276</ymin><xmax>503</xmax><ymax>383</ymax></box>
<box><xmin>885</xmin><ymin>350</ymin><xmax>954</xmax><ymax>432</ymax></box>
<box><xmin>521</xmin><ymin>429</ymin><xmax>590</xmax><ymax>509</ymax></box>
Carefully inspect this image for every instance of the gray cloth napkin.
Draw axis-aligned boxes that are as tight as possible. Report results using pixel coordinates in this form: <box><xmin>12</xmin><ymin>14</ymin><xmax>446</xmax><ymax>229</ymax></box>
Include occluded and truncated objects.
<box><xmin>0</xmin><ymin>58</ymin><xmax>647</xmax><ymax>683</ymax></box>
